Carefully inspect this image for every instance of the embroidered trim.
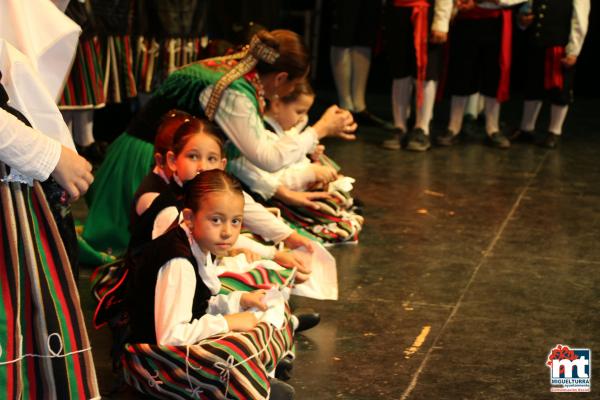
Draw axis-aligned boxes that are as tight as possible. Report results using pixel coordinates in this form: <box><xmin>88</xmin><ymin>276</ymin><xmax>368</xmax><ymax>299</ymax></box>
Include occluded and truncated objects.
<box><xmin>205</xmin><ymin>35</ymin><xmax>280</xmax><ymax>121</ymax></box>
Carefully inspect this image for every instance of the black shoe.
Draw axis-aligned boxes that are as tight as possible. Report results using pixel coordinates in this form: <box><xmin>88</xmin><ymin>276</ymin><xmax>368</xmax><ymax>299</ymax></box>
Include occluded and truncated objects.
<box><xmin>509</xmin><ymin>129</ymin><xmax>535</xmax><ymax>143</ymax></box>
<box><xmin>295</xmin><ymin>313</ymin><xmax>320</xmax><ymax>333</ymax></box>
<box><xmin>275</xmin><ymin>356</ymin><xmax>294</xmax><ymax>381</ymax></box>
<box><xmin>538</xmin><ymin>131</ymin><xmax>560</xmax><ymax>149</ymax></box>
<box><xmin>486</xmin><ymin>131</ymin><xmax>511</xmax><ymax>149</ymax></box>
<box><xmin>381</xmin><ymin>128</ymin><xmax>405</xmax><ymax>150</ymax></box>
<box><xmin>436</xmin><ymin>129</ymin><xmax>460</xmax><ymax>147</ymax></box>
<box><xmin>352</xmin><ymin>109</ymin><xmax>394</xmax><ymax>129</ymax></box>
<box><xmin>405</xmin><ymin>128</ymin><xmax>431</xmax><ymax>152</ymax></box>
<box><xmin>268</xmin><ymin>377</ymin><xmax>295</xmax><ymax>400</ymax></box>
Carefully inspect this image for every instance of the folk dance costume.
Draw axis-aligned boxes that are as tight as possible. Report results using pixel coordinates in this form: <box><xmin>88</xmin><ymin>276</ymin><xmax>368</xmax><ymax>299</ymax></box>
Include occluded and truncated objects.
<box><xmin>439</xmin><ymin>0</ymin><xmax>527</xmax><ymax>149</ymax></box>
<box><xmin>230</xmin><ymin>116</ymin><xmax>364</xmax><ymax>245</ymax></box>
<box><xmin>0</xmin><ymin>8</ymin><xmax>99</xmax><ymax>395</ymax></box>
<box><xmin>382</xmin><ymin>0</ymin><xmax>452</xmax><ymax>151</ymax></box>
<box><xmin>514</xmin><ymin>0</ymin><xmax>590</xmax><ymax>148</ymax></box>
<box><xmin>123</xmin><ymin>224</ymin><xmax>295</xmax><ymax>400</ymax></box>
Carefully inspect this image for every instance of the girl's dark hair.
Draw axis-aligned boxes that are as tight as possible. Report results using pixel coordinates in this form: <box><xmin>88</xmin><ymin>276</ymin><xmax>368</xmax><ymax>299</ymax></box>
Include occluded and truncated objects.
<box><xmin>280</xmin><ymin>79</ymin><xmax>315</xmax><ymax>104</ymax></box>
<box><xmin>171</xmin><ymin>117</ymin><xmax>226</xmax><ymax>156</ymax></box>
<box><xmin>183</xmin><ymin>170</ymin><xmax>243</xmax><ymax>212</ymax></box>
<box><xmin>254</xmin><ymin>30</ymin><xmax>310</xmax><ymax>80</ymax></box>
<box><xmin>155</xmin><ymin>110</ymin><xmax>192</xmax><ymax>157</ymax></box>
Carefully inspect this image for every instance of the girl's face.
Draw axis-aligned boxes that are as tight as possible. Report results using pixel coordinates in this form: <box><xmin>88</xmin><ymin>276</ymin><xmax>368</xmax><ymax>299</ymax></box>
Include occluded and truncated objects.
<box><xmin>271</xmin><ymin>93</ymin><xmax>314</xmax><ymax>130</ymax></box>
<box><xmin>183</xmin><ymin>191</ymin><xmax>244</xmax><ymax>256</ymax></box>
<box><xmin>167</xmin><ymin>133</ymin><xmax>226</xmax><ymax>182</ymax></box>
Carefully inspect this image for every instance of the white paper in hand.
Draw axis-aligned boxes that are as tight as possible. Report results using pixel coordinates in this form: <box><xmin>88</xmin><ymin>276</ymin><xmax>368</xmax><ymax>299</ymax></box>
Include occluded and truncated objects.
<box><xmin>291</xmin><ymin>243</ymin><xmax>338</xmax><ymax>300</ymax></box>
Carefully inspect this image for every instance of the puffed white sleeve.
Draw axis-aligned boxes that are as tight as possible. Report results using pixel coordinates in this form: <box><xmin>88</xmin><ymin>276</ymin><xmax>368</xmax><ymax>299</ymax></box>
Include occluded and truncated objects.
<box><xmin>228</xmin><ymin>155</ymin><xmax>282</xmax><ymax>200</ymax></box>
<box><xmin>199</xmin><ymin>87</ymin><xmax>318</xmax><ymax>172</ymax></box>
<box><xmin>0</xmin><ymin>107</ymin><xmax>61</xmax><ymax>182</ymax></box>
<box><xmin>566</xmin><ymin>0</ymin><xmax>590</xmax><ymax>57</ymax></box>
<box><xmin>154</xmin><ymin>258</ymin><xmax>231</xmax><ymax>345</ymax></box>
<box><xmin>242</xmin><ymin>191</ymin><xmax>293</xmax><ymax>243</ymax></box>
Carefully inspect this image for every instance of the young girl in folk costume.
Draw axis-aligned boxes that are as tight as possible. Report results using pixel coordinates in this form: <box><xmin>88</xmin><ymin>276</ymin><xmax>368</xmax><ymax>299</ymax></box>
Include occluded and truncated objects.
<box><xmin>123</xmin><ymin>170</ymin><xmax>297</xmax><ymax>399</ymax></box>
<box><xmin>381</xmin><ymin>0</ymin><xmax>453</xmax><ymax>151</ymax></box>
<box><xmin>81</xmin><ymin>29</ymin><xmax>356</xmax><ymax>265</ymax></box>
<box><xmin>438</xmin><ymin>0</ymin><xmax>527</xmax><ymax>149</ymax></box>
<box><xmin>512</xmin><ymin>0</ymin><xmax>590</xmax><ymax>148</ymax></box>
<box><xmin>91</xmin><ymin>114</ymin><xmax>315</xmax><ymax>327</ymax></box>
<box><xmin>229</xmin><ymin>80</ymin><xmax>364</xmax><ymax>245</ymax></box>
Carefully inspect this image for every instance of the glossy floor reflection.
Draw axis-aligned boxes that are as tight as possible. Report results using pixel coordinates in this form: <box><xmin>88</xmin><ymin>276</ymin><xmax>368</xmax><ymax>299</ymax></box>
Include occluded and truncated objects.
<box><xmin>79</xmin><ymin>96</ymin><xmax>600</xmax><ymax>399</ymax></box>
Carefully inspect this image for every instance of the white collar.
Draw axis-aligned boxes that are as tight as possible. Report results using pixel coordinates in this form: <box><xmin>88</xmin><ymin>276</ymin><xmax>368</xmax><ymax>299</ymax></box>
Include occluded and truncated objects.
<box><xmin>181</xmin><ymin>223</ymin><xmax>221</xmax><ymax>295</ymax></box>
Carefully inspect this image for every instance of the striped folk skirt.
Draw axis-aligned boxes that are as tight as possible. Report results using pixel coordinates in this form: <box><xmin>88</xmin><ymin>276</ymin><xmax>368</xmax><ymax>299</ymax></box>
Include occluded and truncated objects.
<box><xmin>269</xmin><ymin>189</ymin><xmax>364</xmax><ymax>245</ymax></box>
<box><xmin>0</xmin><ymin>163</ymin><xmax>99</xmax><ymax>399</ymax></box>
<box><xmin>122</xmin><ymin>307</ymin><xmax>295</xmax><ymax>400</ymax></box>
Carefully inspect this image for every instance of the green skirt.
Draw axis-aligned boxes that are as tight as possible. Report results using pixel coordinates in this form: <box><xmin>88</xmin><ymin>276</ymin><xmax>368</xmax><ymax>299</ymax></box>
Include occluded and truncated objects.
<box><xmin>80</xmin><ymin>133</ymin><xmax>153</xmax><ymax>262</ymax></box>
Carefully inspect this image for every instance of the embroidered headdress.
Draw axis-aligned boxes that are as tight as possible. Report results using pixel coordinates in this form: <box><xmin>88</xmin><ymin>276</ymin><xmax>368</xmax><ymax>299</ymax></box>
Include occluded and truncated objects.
<box><xmin>204</xmin><ymin>34</ymin><xmax>280</xmax><ymax>121</ymax></box>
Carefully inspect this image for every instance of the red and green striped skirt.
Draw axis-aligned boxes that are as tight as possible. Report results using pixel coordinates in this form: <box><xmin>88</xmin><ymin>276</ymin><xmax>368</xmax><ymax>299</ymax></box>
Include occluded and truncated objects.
<box><xmin>58</xmin><ymin>36</ymin><xmax>106</xmax><ymax>109</ymax></box>
<box><xmin>122</xmin><ymin>307</ymin><xmax>295</xmax><ymax>400</ymax></box>
<box><xmin>0</xmin><ymin>163</ymin><xmax>100</xmax><ymax>399</ymax></box>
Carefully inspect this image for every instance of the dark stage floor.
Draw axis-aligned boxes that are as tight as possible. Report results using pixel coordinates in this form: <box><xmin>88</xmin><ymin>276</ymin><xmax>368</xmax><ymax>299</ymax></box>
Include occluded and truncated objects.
<box><xmin>77</xmin><ymin>95</ymin><xmax>600</xmax><ymax>399</ymax></box>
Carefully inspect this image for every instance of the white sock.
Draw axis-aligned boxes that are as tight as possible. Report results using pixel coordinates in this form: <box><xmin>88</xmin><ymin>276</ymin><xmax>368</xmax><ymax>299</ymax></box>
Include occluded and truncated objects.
<box><xmin>415</xmin><ymin>80</ymin><xmax>437</xmax><ymax>135</ymax></box>
<box><xmin>483</xmin><ymin>96</ymin><xmax>500</xmax><ymax>135</ymax></box>
<box><xmin>465</xmin><ymin>92</ymin><xmax>480</xmax><ymax>118</ymax></box>
<box><xmin>290</xmin><ymin>315</ymin><xmax>299</xmax><ymax>331</ymax></box>
<box><xmin>520</xmin><ymin>100</ymin><xmax>543</xmax><ymax>132</ymax></box>
<box><xmin>330</xmin><ymin>46</ymin><xmax>354</xmax><ymax>110</ymax></box>
<box><xmin>549</xmin><ymin>104</ymin><xmax>569</xmax><ymax>135</ymax></box>
<box><xmin>391</xmin><ymin>77</ymin><xmax>413</xmax><ymax>131</ymax></box>
<box><xmin>72</xmin><ymin>109</ymin><xmax>95</xmax><ymax>146</ymax></box>
<box><xmin>448</xmin><ymin>96</ymin><xmax>468</xmax><ymax>135</ymax></box>
<box><xmin>350</xmin><ymin>46</ymin><xmax>371</xmax><ymax>112</ymax></box>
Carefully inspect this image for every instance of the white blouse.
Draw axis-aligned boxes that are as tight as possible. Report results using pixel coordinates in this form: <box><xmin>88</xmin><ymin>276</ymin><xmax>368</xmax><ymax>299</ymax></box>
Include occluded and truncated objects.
<box><xmin>199</xmin><ymin>85</ymin><xmax>318</xmax><ymax>173</ymax></box>
<box><xmin>154</xmin><ymin>224</ymin><xmax>244</xmax><ymax>345</ymax></box>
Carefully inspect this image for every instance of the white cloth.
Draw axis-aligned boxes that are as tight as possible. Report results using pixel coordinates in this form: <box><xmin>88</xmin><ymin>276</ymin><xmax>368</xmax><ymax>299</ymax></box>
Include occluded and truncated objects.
<box><xmin>0</xmin><ymin>0</ymin><xmax>80</xmax><ymax>100</ymax></box>
<box><xmin>0</xmin><ymin>39</ymin><xmax>75</xmax><ymax>150</ymax></box>
<box><xmin>199</xmin><ymin>86</ymin><xmax>318</xmax><ymax>173</ymax></box>
<box><xmin>154</xmin><ymin>225</ymin><xmax>244</xmax><ymax>345</ymax></box>
<box><xmin>290</xmin><ymin>244</ymin><xmax>338</xmax><ymax>300</ymax></box>
<box><xmin>241</xmin><ymin>191</ymin><xmax>293</xmax><ymax>243</ymax></box>
<box><xmin>0</xmin><ymin>107</ymin><xmax>61</xmax><ymax>182</ymax></box>
<box><xmin>477</xmin><ymin>0</ymin><xmax>527</xmax><ymax>9</ymax></box>
<box><xmin>431</xmin><ymin>0</ymin><xmax>453</xmax><ymax>33</ymax></box>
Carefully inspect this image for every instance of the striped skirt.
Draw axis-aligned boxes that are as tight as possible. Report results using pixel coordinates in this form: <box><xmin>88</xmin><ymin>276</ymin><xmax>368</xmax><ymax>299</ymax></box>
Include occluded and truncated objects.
<box><xmin>58</xmin><ymin>36</ymin><xmax>107</xmax><ymax>110</ymax></box>
<box><xmin>122</xmin><ymin>307</ymin><xmax>295</xmax><ymax>400</ymax></box>
<box><xmin>0</xmin><ymin>163</ymin><xmax>99</xmax><ymax>399</ymax></box>
<box><xmin>269</xmin><ymin>190</ymin><xmax>364</xmax><ymax>245</ymax></box>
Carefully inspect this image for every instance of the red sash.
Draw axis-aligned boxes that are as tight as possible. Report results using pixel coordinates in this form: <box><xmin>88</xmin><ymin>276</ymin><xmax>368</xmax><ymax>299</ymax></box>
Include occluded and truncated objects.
<box><xmin>544</xmin><ymin>46</ymin><xmax>565</xmax><ymax>90</ymax></box>
<box><xmin>394</xmin><ymin>0</ymin><xmax>430</xmax><ymax>106</ymax></box>
<box><xmin>457</xmin><ymin>7</ymin><xmax>513</xmax><ymax>102</ymax></box>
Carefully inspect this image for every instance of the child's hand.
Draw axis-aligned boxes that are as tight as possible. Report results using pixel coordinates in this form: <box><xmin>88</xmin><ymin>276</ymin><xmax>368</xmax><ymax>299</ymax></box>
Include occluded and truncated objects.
<box><xmin>456</xmin><ymin>0</ymin><xmax>476</xmax><ymax>11</ymax></box>
<box><xmin>224</xmin><ymin>312</ymin><xmax>258</xmax><ymax>332</ymax></box>
<box><xmin>430</xmin><ymin>30</ymin><xmax>448</xmax><ymax>44</ymax></box>
<box><xmin>52</xmin><ymin>145</ymin><xmax>94</xmax><ymax>201</ymax></box>
<box><xmin>313</xmin><ymin>106</ymin><xmax>356</xmax><ymax>141</ymax></box>
<box><xmin>283</xmin><ymin>232</ymin><xmax>314</xmax><ymax>253</ymax></box>
<box><xmin>275</xmin><ymin>186</ymin><xmax>333</xmax><ymax>210</ymax></box>
<box><xmin>311</xmin><ymin>164</ymin><xmax>338</xmax><ymax>185</ymax></box>
<box><xmin>228</xmin><ymin>248</ymin><xmax>261</xmax><ymax>263</ymax></box>
<box><xmin>240</xmin><ymin>290</ymin><xmax>268</xmax><ymax>311</ymax></box>
<box><xmin>561</xmin><ymin>54</ymin><xmax>577</xmax><ymax>68</ymax></box>
<box><xmin>274</xmin><ymin>250</ymin><xmax>312</xmax><ymax>274</ymax></box>
<box><xmin>309</xmin><ymin>144</ymin><xmax>325</xmax><ymax>162</ymax></box>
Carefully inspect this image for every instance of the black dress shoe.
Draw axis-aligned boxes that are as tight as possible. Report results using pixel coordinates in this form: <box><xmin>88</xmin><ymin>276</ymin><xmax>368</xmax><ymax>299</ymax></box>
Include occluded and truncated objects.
<box><xmin>485</xmin><ymin>131</ymin><xmax>511</xmax><ymax>149</ymax></box>
<box><xmin>269</xmin><ymin>377</ymin><xmax>295</xmax><ymax>400</ymax></box>
<box><xmin>436</xmin><ymin>129</ymin><xmax>461</xmax><ymax>147</ymax></box>
<box><xmin>538</xmin><ymin>131</ymin><xmax>560</xmax><ymax>149</ymax></box>
<box><xmin>509</xmin><ymin>129</ymin><xmax>535</xmax><ymax>143</ymax></box>
<box><xmin>404</xmin><ymin>128</ymin><xmax>431</xmax><ymax>152</ymax></box>
<box><xmin>382</xmin><ymin>128</ymin><xmax>406</xmax><ymax>150</ymax></box>
<box><xmin>295</xmin><ymin>313</ymin><xmax>320</xmax><ymax>333</ymax></box>
<box><xmin>275</xmin><ymin>356</ymin><xmax>294</xmax><ymax>381</ymax></box>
